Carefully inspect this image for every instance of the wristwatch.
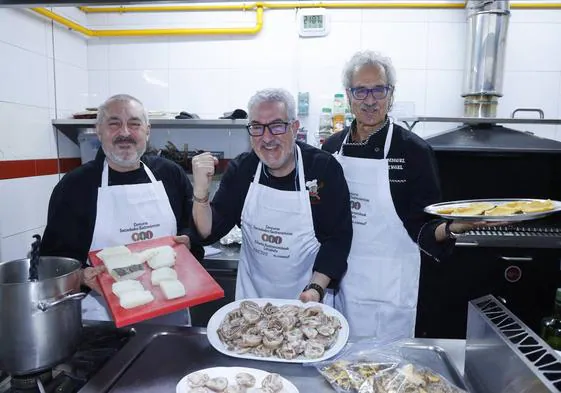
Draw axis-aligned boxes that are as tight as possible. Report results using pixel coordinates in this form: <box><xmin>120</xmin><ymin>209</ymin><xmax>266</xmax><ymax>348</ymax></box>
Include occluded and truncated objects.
<box><xmin>444</xmin><ymin>221</ymin><xmax>459</xmax><ymax>240</ymax></box>
<box><xmin>303</xmin><ymin>283</ymin><xmax>325</xmax><ymax>303</ymax></box>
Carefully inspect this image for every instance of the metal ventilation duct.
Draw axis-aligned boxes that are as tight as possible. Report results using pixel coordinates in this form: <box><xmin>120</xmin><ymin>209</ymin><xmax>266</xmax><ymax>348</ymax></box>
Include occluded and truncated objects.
<box><xmin>462</xmin><ymin>0</ymin><xmax>511</xmax><ymax>117</ymax></box>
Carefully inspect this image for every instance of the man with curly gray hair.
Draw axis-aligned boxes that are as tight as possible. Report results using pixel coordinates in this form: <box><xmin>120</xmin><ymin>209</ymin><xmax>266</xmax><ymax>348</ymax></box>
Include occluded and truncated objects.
<box><xmin>323</xmin><ymin>50</ymin><xmax>477</xmax><ymax>339</ymax></box>
<box><xmin>192</xmin><ymin>88</ymin><xmax>352</xmax><ymax>305</ymax></box>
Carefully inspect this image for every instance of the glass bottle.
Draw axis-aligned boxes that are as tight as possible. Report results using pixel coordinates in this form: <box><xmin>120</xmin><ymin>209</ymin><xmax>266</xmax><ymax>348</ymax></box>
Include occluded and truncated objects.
<box><xmin>344</xmin><ymin>107</ymin><xmax>354</xmax><ymax>128</ymax></box>
<box><xmin>318</xmin><ymin>107</ymin><xmax>333</xmax><ymax>145</ymax></box>
<box><xmin>541</xmin><ymin>288</ymin><xmax>561</xmax><ymax>350</ymax></box>
<box><xmin>332</xmin><ymin>93</ymin><xmax>346</xmax><ymax>133</ymax></box>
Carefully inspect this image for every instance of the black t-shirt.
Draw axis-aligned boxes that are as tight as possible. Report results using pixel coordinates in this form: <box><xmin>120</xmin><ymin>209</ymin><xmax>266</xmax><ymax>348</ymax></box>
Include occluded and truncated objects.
<box><xmin>205</xmin><ymin>141</ymin><xmax>353</xmax><ymax>283</ymax></box>
<box><xmin>40</xmin><ymin>149</ymin><xmax>203</xmax><ymax>266</ymax></box>
<box><xmin>322</xmin><ymin>120</ymin><xmax>454</xmax><ymax>261</ymax></box>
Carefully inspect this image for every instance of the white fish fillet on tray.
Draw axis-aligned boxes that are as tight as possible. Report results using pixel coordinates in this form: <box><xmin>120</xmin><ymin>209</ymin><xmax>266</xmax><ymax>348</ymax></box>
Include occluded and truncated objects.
<box><xmin>136</xmin><ymin>247</ymin><xmax>160</xmax><ymax>262</ymax></box>
<box><xmin>95</xmin><ymin>242</ymin><xmax>185</xmax><ymax>311</ymax></box>
<box><xmin>140</xmin><ymin>245</ymin><xmax>176</xmax><ymax>269</ymax></box>
<box><xmin>160</xmin><ymin>279</ymin><xmax>186</xmax><ymax>300</ymax></box>
<box><xmin>102</xmin><ymin>253</ymin><xmax>145</xmax><ymax>281</ymax></box>
<box><xmin>112</xmin><ymin>279</ymin><xmax>144</xmax><ymax>298</ymax></box>
<box><xmin>119</xmin><ymin>290</ymin><xmax>154</xmax><ymax>309</ymax></box>
<box><xmin>151</xmin><ymin>267</ymin><xmax>178</xmax><ymax>286</ymax></box>
<box><xmin>96</xmin><ymin>245</ymin><xmax>131</xmax><ymax>262</ymax></box>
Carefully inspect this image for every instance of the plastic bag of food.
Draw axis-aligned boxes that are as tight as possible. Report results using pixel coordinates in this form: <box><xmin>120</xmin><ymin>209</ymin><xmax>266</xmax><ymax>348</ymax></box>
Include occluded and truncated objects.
<box><xmin>368</xmin><ymin>361</ymin><xmax>466</xmax><ymax>393</ymax></box>
<box><xmin>313</xmin><ymin>339</ymin><xmax>467</xmax><ymax>393</ymax></box>
<box><xmin>317</xmin><ymin>357</ymin><xmax>399</xmax><ymax>393</ymax></box>
<box><xmin>220</xmin><ymin>226</ymin><xmax>242</xmax><ymax>245</ymax></box>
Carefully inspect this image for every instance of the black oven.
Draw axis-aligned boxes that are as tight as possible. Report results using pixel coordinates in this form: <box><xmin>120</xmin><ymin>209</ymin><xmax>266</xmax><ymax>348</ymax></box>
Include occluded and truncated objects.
<box><xmin>415</xmin><ymin>122</ymin><xmax>561</xmax><ymax>339</ymax></box>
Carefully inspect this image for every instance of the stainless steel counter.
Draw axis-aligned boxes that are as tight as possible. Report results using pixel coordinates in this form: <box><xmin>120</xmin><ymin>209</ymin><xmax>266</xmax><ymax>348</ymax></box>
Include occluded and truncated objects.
<box><xmin>80</xmin><ymin>322</ymin><xmax>467</xmax><ymax>393</ymax></box>
<box><xmin>190</xmin><ymin>243</ymin><xmax>240</xmax><ymax>327</ymax></box>
<box><xmin>202</xmin><ymin>242</ymin><xmax>240</xmax><ymax>270</ymax></box>
<box><xmin>401</xmin><ymin>338</ymin><xmax>466</xmax><ymax>377</ymax></box>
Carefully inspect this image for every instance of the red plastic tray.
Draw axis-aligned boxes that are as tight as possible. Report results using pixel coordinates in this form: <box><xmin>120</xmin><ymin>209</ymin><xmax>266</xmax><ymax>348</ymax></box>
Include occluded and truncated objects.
<box><xmin>88</xmin><ymin>236</ymin><xmax>224</xmax><ymax>327</ymax></box>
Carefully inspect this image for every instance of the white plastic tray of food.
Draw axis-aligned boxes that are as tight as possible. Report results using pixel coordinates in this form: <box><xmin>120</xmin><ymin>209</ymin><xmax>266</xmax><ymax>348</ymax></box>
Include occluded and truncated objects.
<box><xmin>424</xmin><ymin>198</ymin><xmax>561</xmax><ymax>222</ymax></box>
<box><xmin>206</xmin><ymin>298</ymin><xmax>350</xmax><ymax>364</ymax></box>
<box><xmin>176</xmin><ymin>366</ymin><xmax>298</xmax><ymax>393</ymax></box>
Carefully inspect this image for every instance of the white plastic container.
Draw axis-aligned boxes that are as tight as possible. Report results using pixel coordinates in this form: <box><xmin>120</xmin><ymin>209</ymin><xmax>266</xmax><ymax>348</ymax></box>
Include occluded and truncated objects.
<box><xmin>77</xmin><ymin>130</ymin><xmax>101</xmax><ymax>164</ymax></box>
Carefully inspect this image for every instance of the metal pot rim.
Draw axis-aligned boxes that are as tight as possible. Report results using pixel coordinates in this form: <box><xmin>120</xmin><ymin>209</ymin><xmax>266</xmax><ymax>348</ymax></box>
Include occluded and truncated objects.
<box><xmin>0</xmin><ymin>257</ymin><xmax>82</xmax><ymax>287</ymax></box>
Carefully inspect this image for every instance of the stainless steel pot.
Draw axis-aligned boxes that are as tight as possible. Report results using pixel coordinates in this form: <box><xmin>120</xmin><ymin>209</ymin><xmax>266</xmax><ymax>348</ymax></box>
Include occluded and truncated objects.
<box><xmin>0</xmin><ymin>257</ymin><xmax>86</xmax><ymax>375</ymax></box>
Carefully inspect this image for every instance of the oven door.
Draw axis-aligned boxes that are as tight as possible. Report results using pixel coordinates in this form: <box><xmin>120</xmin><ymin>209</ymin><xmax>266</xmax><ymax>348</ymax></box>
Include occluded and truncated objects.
<box><xmin>416</xmin><ymin>247</ymin><xmax>561</xmax><ymax>339</ymax></box>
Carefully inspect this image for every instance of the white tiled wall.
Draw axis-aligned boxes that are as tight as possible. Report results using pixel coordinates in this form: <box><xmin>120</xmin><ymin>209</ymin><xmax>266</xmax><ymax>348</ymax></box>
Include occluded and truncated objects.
<box><xmin>0</xmin><ymin>174</ymin><xmax>57</xmax><ymax>238</ymax></box>
<box><xmin>3</xmin><ymin>3</ymin><xmax>561</xmax><ymax>260</ymax></box>
<box><xmin>0</xmin><ymin>8</ymin><xmax>87</xmax><ymax>261</ymax></box>
<box><xmin>82</xmin><ymin>3</ymin><xmax>561</xmax><ymax>140</ymax></box>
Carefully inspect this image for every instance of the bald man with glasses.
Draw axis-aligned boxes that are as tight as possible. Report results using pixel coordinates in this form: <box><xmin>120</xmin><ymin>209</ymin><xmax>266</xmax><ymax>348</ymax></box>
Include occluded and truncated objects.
<box><xmin>191</xmin><ymin>88</ymin><xmax>352</xmax><ymax>306</ymax></box>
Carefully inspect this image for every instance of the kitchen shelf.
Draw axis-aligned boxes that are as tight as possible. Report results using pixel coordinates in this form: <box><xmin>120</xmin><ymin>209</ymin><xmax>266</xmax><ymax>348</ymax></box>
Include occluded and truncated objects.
<box><xmin>52</xmin><ymin>119</ymin><xmax>249</xmax><ymax>145</ymax></box>
<box><xmin>399</xmin><ymin>116</ymin><xmax>561</xmax><ymax>131</ymax></box>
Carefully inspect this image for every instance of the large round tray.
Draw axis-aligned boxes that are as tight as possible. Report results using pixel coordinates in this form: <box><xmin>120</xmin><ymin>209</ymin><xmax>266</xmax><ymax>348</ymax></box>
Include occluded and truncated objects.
<box><xmin>424</xmin><ymin>198</ymin><xmax>561</xmax><ymax>222</ymax></box>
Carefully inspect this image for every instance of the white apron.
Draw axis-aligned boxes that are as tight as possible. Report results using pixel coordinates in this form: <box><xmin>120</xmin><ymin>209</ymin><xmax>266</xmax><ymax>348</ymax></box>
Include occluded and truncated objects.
<box><xmin>334</xmin><ymin>120</ymin><xmax>421</xmax><ymax>339</ymax></box>
<box><xmin>236</xmin><ymin>145</ymin><xmax>321</xmax><ymax>300</ymax></box>
<box><xmin>82</xmin><ymin>160</ymin><xmax>190</xmax><ymax>326</ymax></box>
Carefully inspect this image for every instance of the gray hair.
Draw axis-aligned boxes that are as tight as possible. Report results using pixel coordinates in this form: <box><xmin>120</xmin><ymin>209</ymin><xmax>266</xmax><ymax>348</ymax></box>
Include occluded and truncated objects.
<box><xmin>247</xmin><ymin>88</ymin><xmax>296</xmax><ymax>121</ymax></box>
<box><xmin>96</xmin><ymin>94</ymin><xmax>149</xmax><ymax>125</ymax></box>
<box><xmin>342</xmin><ymin>50</ymin><xmax>397</xmax><ymax>89</ymax></box>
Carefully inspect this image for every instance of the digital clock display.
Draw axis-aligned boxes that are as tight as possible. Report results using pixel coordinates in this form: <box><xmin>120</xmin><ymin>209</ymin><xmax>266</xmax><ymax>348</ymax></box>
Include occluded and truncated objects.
<box><xmin>303</xmin><ymin>15</ymin><xmax>324</xmax><ymax>29</ymax></box>
<box><xmin>298</xmin><ymin>9</ymin><xmax>329</xmax><ymax>37</ymax></box>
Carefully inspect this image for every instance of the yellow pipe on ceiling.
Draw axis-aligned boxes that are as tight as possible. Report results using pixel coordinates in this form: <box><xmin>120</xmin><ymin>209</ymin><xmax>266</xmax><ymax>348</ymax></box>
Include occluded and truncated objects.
<box><xmin>32</xmin><ymin>6</ymin><xmax>263</xmax><ymax>37</ymax></box>
<box><xmin>32</xmin><ymin>7</ymin><xmax>93</xmax><ymax>36</ymax></box>
<box><xmin>78</xmin><ymin>1</ymin><xmax>561</xmax><ymax>13</ymax></box>
<box><xmin>511</xmin><ymin>2</ymin><xmax>561</xmax><ymax>8</ymax></box>
<box><xmin>32</xmin><ymin>1</ymin><xmax>561</xmax><ymax>39</ymax></box>
<box><xmin>79</xmin><ymin>4</ymin><xmax>254</xmax><ymax>13</ymax></box>
<box><xmin>267</xmin><ymin>2</ymin><xmax>463</xmax><ymax>9</ymax></box>
<box><xmin>79</xmin><ymin>2</ymin><xmax>464</xmax><ymax>13</ymax></box>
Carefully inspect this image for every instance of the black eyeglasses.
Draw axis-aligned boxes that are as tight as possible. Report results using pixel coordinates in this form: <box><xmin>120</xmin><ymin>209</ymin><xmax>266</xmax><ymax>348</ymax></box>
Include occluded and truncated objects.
<box><xmin>246</xmin><ymin>121</ymin><xmax>292</xmax><ymax>137</ymax></box>
<box><xmin>349</xmin><ymin>85</ymin><xmax>393</xmax><ymax>100</ymax></box>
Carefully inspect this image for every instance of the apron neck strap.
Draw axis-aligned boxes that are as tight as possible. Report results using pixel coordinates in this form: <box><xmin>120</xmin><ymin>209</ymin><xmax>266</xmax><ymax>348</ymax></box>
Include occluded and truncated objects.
<box><xmin>253</xmin><ymin>145</ymin><xmax>305</xmax><ymax>191</ymax></box>
<box><xmin>340</xmin><ymin>131</ymin><xmax>351</xmax><ymax>153</ymax></box>
<box><xmin>383</xmin><ymin>118</ymin><xmax>394</xmax><ymax>158</ymax></box>
<box><xmin>295</xmin><ymin>144</ymin><xmax>306</xmax><ymax>191</ymax></box>
<box><xmin>338</xmin><ymin>118</ymin><xmax>394</xmax><ymax>159</ymax></box>
<box><xmin>101</xmin><ymin>160</ymin><xmax>156</xmax><ymax>187</ymax></box>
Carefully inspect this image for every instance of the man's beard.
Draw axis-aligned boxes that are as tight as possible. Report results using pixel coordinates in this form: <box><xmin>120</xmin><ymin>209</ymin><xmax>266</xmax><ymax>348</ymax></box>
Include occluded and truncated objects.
<box><xmin>106</xmin><ymin>149</ymin><xmax>145</xmax><ymax>168</ymax></box>
<box><xmin>105</xmin><ymin>137</ymin><xmax>146</xmax><ymax>168</ymax></box>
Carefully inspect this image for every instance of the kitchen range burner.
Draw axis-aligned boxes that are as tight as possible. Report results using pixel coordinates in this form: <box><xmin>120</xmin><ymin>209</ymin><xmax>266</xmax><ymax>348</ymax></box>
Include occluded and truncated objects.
<box><xmin>0</xmin><ymin>324</ymin><xmax>133</xmax><ymax>393</ymax></box>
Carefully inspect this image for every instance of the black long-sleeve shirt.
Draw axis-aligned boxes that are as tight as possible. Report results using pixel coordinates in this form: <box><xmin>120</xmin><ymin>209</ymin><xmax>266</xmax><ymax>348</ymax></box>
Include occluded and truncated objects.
<box><xmin>322</xmin><ymin>120</ymin><xmax>454</xmax><ymax>261</ymax></box>
<box><xmin>204</xmin><ymin>141</ymin><xmax>353</xmax><ymax>283</ymax></box>
<box><xmin>40</xmin><ymin>148</ymin><xmax>204</xmax><ymax>266</ymax></box>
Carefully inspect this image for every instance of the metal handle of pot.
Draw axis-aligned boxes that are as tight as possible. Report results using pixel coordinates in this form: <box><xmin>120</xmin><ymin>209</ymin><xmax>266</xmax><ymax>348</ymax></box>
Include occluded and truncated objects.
<box><xmin>511</xmin><ymin>108</ymin><xmax>545</xmax><ymax>119</ymax></box>
<box><xmin>37</xmin><ymin>292</ymin><xmax>87</xmax><ymax>312</ymax></box>
<box><xmin>37</xmin><ymin>379</ymin><xmax>47</xmax><ymax>393</ymax></box>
